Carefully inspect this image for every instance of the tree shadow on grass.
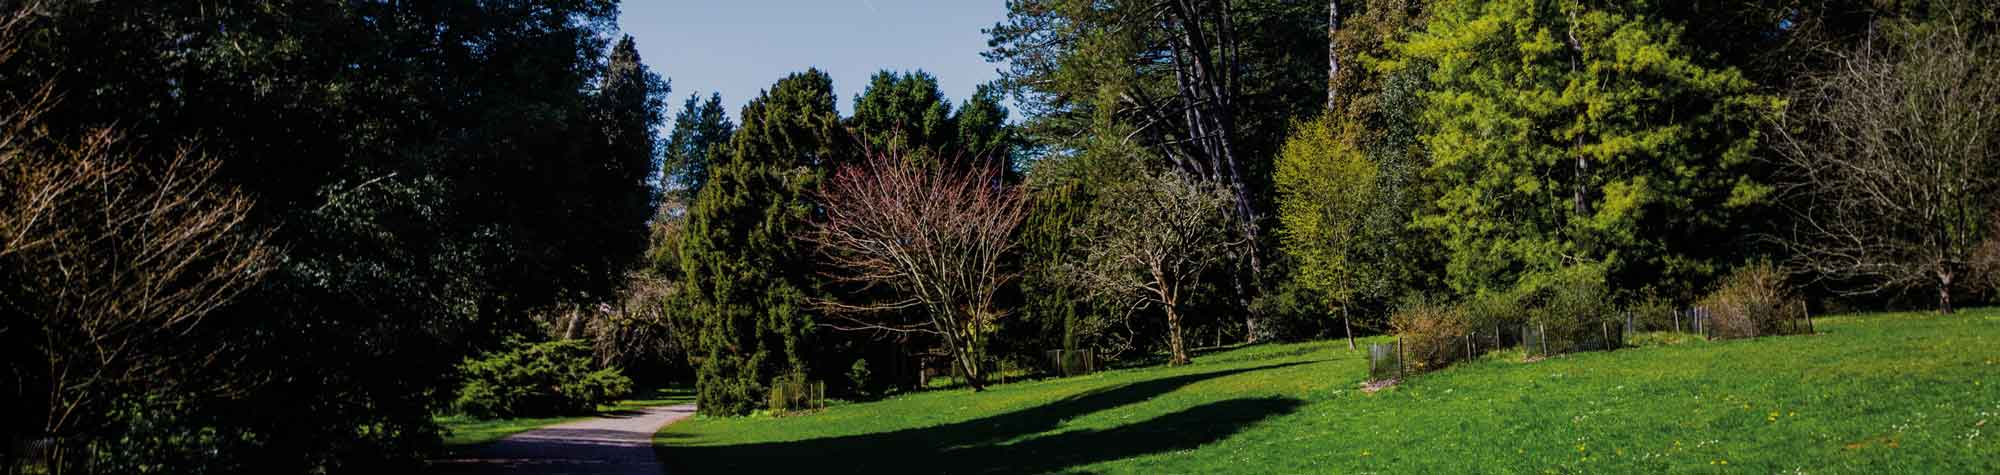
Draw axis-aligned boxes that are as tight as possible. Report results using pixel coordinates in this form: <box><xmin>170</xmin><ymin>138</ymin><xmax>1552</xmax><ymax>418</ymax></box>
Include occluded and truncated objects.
<box><xmin>664</xmin><ymin>361</ymin><xmax>1313</xmax><ymax>474</ymax></box>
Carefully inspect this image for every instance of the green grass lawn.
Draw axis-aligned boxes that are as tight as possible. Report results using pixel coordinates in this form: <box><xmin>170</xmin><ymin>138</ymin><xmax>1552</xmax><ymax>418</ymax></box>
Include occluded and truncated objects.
<box><xmin>438</xmin><ymin>386</ymin><xmax>694</xmax><ymax>448</ymax></box>
<box><xmin>656</xmin><ymin>310</ymin><xmax>2000</xmax><ymax>473</ymax></box>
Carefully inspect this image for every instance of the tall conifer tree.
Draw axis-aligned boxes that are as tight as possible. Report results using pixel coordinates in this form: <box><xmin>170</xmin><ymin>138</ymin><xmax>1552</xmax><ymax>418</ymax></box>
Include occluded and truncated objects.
<box><xmin>679</xmin><ymin>70</ymin><xmax>847</xmax><ymax>416</ymax></box>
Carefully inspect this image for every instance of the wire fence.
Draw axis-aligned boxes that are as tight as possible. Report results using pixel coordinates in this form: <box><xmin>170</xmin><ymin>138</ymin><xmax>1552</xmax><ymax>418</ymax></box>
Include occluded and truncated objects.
<box><xmin>1366</xmin><ymin>306</ymin><xmax>1814</xmax><ymax>382</ymax></box>
<box><xmin>1044</xmin><ymin>349</ymin><xmax>1097</xmax><ymax>377</ymax></box>
<box><xmin>767</xmin><ymin>374</ymin><xmax>826</xmax><ymax>413</ymax></box>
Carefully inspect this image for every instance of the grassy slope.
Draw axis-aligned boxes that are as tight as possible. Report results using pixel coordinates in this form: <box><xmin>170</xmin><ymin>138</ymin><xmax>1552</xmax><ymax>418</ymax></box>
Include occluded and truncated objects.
<box><xmin>439</xmin><ymin>386</ymin><xmax>694</xmax><ymax>448</ymax></box>
<box><xmin>657</xmin><ymin>310</ymin><xmax>2000</xmax><ymax>473</ymax></box>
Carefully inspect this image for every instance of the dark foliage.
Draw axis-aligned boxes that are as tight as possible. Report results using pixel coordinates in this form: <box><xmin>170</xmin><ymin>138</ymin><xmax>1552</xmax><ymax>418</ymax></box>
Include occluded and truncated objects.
<box><xmin>0</xmin><ymin>1</ymin><xmax>662</xmax><ymax>471</ymax></box>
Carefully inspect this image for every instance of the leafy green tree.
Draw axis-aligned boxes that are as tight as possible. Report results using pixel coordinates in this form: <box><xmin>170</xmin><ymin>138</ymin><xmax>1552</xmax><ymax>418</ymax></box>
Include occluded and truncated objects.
<box><xmin>1388</xmin><ymin>0</ymin><xmax>1778</xmax><ymax>299</ymax></box>
<box><xmin>679</xmin><ymin>69</ymin><xmax>848</xmax><ymax>416</ymax></box>
<box><xmin>1275</xmin><ymin>114</ymin><xmax>1377</xmax><ymax>349</ymax></box>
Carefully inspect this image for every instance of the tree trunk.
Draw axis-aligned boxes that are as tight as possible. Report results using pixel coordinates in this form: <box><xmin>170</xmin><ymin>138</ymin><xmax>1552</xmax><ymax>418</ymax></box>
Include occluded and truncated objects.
<box><xmin>960</xmin><ymin>353</ymin><xmax>986</xmax><ymax>391</ymax></box>
<box><xmin>1342</xmin><ymin>305</ymin><xmax>1356</xmax><ymax>350</ymax></box>
<box><xmin>1327</xmin><ymin>0</ymin><xmax>1340</xmax><ymax>111</ymax></box>
<box><xmin>939</xmin><ymin>310</ymin><xmax>987</xmax><ymax>391</ymax></box>
<box><xmin>1159</xmin><ymin>2</ymin><xmax>1263</xmax><ymax>344</ymax></box>
<box><xmin>1166</xmin><ymin>304</ymin><xmax>1190</xmax><ymax>365</ymax></box>
<box><xmin>1237</xmin><ymin>272</ymin><xmax>1261</xmax><ymax>344</ymax></box>
<box><xmin>1938</xmin><ymin>270</ymin><xmax>1955</xmax><ymax>315</ymax></box>
<box><xmin>563</xmin><ymin>310</ymin><xmax>583</xmax><ymax>340</ymax></box>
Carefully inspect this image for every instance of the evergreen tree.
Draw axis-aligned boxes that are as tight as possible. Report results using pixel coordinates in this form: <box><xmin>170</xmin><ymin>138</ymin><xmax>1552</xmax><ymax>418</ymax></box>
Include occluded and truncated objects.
<box><xmin>580</xmin><ymin>35</ymin><xmax>669</xmax><ymax>296</ymax></box>
<box><xmin>850</xmin><ymin>70</ymin><xmax>955</xmax><ymax>155</ymax></box>
<box><xmin>848</xmin><ymin>71</ymin><xmax>1018</xmax><ymax>172</ymax></box>
<box><xmin>956</xmin><ymin>82</ymin><xmax>1018</xmax><ymax>173</ymax></box>
<box><xmin>664</xmin><ymin>92</ymin><xmax>736</xmax><ymax>202</ymax></box>
<box><xmin>679</xmin><ymin>70</ymin><xmax>848</xmax><ymax>416</ymax></box>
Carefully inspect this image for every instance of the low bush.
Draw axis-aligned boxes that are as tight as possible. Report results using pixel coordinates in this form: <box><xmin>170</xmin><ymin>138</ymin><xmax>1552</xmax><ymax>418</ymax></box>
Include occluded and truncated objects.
<box><xmin>1519</xmin><ymin>265</ymin><xmax>1621</xmax><ymax>354</ymax></box>
<box><xmin>845</xmin><ymin>358</ymin><xmax>871</xmax><ymax>396</ymax></box>
<box><xmin>1625</xmin><ymin>294</ymin><xmax>1677</xmax><ymax>332</ymax></box>
<box><xmin>1699</xmin><ymin>262</ymin><xmax>1807</xmax><ymax>339</ymax></box>
<box><xmin>453</xmin><ymin>339</ymin><xmax>633</xmax><ymax>419</ymax></box>
<box><xmin>1458</xmin><ymin>290</ymin><xmax>1526</xmax><ymax>339</ymax></box>
<box><xmin>1388</xmin><ymin>302</ymin><xmax>1469</xmax><ymax>372</ymax></box>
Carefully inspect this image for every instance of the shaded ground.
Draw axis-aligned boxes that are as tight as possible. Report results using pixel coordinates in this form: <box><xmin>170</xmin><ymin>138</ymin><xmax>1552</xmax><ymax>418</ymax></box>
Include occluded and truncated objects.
<box><xmin>659</xmin><ymin>362</ymin><xmax>1312</xmax><ymax>474</ymax></box>
<box><xmin>435</xmin><ymin>404</ymin><xmax>695</xmax><ymax>474</ymax></box>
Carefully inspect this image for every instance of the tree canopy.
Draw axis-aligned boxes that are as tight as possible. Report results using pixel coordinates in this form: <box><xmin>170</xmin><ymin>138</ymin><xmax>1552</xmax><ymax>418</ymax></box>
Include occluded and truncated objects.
<box><xmin>1389</xmin><ymin>0</ymin><xmax>1778</xmax><ymax>299</ymax></box>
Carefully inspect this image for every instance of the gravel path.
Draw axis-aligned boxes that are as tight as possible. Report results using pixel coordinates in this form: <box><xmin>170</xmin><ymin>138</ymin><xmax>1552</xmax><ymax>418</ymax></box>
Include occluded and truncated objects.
<box><xmin>434</xmin><ymin>404</ymin><xmax>696</xmax><ymax>474</ymax></box>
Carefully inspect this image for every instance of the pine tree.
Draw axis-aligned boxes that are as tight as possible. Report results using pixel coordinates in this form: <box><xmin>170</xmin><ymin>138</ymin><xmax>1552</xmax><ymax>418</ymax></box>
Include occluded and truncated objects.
<box><xmin>664</xmin><ymin>92</ymin><xmax>735</xmax><ymax>202</ymax></box>
<box><xmin>850</xmin><ymin>70</ymin><xmax>955</xmax><ymax>155</ymax></box>
<box><xmin>679</xmin><ymin>69</ymin><xmax>847</xmax><ymax>416</ymax></box>
<box><xmin>584</xmin><ymin>35</ymin><xmax>668</xmax><ymax>292</ymax></box>
<box><xmin>955</xmin><ymin>82</ymin><xmax>1017</xmax><ymax>172</ymax></box>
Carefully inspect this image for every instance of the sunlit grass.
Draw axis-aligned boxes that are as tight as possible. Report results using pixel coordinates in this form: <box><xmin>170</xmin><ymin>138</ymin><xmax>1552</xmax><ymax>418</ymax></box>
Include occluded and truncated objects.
<box><xmin>656</xmin><ymin>309</ymin><xmax>2000</xmax><ymax>473</ymax></box>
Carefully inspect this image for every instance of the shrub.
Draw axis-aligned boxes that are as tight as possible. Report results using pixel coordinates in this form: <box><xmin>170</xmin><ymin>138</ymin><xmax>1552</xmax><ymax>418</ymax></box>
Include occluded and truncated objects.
<box><xmin>453</xmin><ymin>339</ymin><xmax>632</xmax><ymax>419</ymax></box>
<box><xmin>1389</xmin><ymin>302</ymin><xmax>1469</xmax><ymax>372</ymax></box>
<box><xmin>1625</xmin><ymin>294</ymin><xmax>1677</xmax><ymax>332</ymax></box>
<box><xmin>1699</xmin><ymin>263</ymin><xmax>1807</xmax><ymax>339</ymax></box>
<box><xmin>846</xmin><ymin>358</ymin><xmax>871</xmax><ymax>396</ymax></box>
<box><xmin>1459</xmin><ymin>290</ymin><xmax>1526</xmax><ymax>332</ymax></box>
<box><xmin>1519</xmin><ymin>265</ymin><xmax>1621</xmax><ymax>354</ymax></box>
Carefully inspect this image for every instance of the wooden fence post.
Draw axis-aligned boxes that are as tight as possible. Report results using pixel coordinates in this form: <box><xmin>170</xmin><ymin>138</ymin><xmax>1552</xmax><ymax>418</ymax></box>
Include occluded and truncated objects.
<box><xmin>1801</xmin><ymin>301</ymin><xmax>1815</xmax><ymax>334</ymax></box>
<box><xmin>1599</xmin><ymin>321</ymin><xmax>1610</xmax><ymax>350</ymax></box>
<box><xmin>1397</xmin><ymin>335</ymin><xmax>1406</xmax><ymax>379</ymax></box>
<box><xmin>1536</xmin><ymin>324</ymin><xmax>1547</xmax><ymax>356</ymax></box>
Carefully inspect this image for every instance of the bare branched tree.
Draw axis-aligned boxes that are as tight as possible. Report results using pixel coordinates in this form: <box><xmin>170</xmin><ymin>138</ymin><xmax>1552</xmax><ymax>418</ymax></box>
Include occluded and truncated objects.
<box><xmin>1067</xmin><ymin>171</ymin><xmax>1242</xmax><ymax>365</ymax></box>
<box><xmin>807</xmin><ymin>150</ymin><xmax>1029</xmax><ymax>391</ymax></box>
<box><xmin>590</xmin><ymin>271</ymin><xmax>686</xmax><ymax>370</ymax></box>
<box><xmin>1</xmin><ymin>5</ymin><xmax>274</xmax><ymax>458</ymax></box>
<box><xmin>1773</xmin><ymin>21</ymin><xmax>2000</xmax><ymax>314</ymax></box>
<box><xmin>1</xmin><ymin>133</ymin><xmax>274</xmax><ymax>447</ymax></box>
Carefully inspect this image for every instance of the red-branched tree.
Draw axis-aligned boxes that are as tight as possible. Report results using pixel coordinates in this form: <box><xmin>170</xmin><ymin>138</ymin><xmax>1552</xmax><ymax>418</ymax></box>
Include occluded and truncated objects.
<box><xmin>808</xmin><ymin>150</ymin><xmax>1028</xmax><ymax>391</ymax></box>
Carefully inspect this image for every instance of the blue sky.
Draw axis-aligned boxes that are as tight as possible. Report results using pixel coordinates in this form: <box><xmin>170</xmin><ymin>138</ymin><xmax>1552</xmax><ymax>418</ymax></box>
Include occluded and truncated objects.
<box><xmin>616</xmin><ymin>1</ymin><xmax>1011</xmax><ymax>123</ymax></box>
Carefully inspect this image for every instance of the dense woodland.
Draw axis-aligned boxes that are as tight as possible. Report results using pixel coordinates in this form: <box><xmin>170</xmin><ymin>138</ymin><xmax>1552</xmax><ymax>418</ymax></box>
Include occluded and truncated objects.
<box><xmin>2</xmin><ymin>0</ymin><xmax>1998</xmax><ymax>472</ymax></box>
